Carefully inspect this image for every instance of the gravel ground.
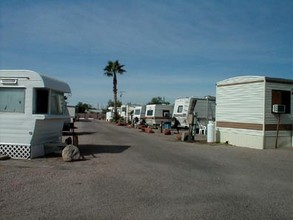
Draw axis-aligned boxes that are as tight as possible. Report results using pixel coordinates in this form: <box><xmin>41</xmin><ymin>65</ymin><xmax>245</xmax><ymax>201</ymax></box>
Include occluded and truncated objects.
<box><xmin>1</xmin><ymin>119</ymin><xmax>293</xmax><ymax>220</ymax></box>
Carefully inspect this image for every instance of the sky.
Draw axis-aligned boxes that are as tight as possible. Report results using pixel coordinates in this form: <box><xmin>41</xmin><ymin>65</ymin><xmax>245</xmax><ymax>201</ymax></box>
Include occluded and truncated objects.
<box><xmin>0</xmin><ymin>0</ymin><xmax>292</xmax><ymax>108</ymax></box>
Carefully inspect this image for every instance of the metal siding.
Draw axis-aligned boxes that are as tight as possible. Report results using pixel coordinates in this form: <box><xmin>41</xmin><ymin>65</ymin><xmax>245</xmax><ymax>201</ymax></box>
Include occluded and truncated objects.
<box><xmin>264</xmin><ymin>81</ymin><xmax>292</xmax><ymax>148</ymax></box>
<box><xmin>0</xmin><ymin>114</ymin><xmax>35</xmax><ymax>145</ymax></box>
<box><xmin>31</xmin><ymin>119</ymin><xmax>64</xmax><ymax>145</ymax></box>
<box><xmin>217</xmin><ymin>76</ymin><xmax>265</xmax><ymax>86</ymax></box>
<box><xmin>264</xmin><ymin>82</ymin><xmax>293</xmax><ymax>125</ymax></box>
<box><xmin>216</xmin><ymin>82</ymin><xmax>265</xmax><ymax>124</ymax></box>
<box><xmin>218</xmin><ymin>128</ymin><xmax>264</xmax><ymax>149</ymax></box>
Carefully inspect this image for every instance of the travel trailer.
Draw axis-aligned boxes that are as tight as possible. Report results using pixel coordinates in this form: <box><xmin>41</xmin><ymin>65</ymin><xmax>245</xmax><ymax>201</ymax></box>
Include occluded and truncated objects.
<box><xmin>132</xmin><ymin>105</ymin><xmax>146</xmax><ymax>124</ymax></box>
<box><xmin>0</xmin><ymin>70</ymin><xmax>71</xmax><ymax>159</ymax></box>
<box><xmin>216</xmin><ymin>75</ymin><xmax>293</xmax><ymax>149</ymax></box>
<box><xmin>145</xmin><ymin>104</ymin><xmax>173</xmax><ymax>126</ymax></box>
<box><xmin>106</xmin><ymin>107</ymin><xmax>114</xmax><ymax>121</ymax></box>
<box><xmin>120</xmin><ymin>104</ymin><xmax>134</xmax><ymax>123</ymax></box>
<box><xmin>172</xmin><ymin>96</ymin><xmax>216</xmax><ymax>132</ymax></box>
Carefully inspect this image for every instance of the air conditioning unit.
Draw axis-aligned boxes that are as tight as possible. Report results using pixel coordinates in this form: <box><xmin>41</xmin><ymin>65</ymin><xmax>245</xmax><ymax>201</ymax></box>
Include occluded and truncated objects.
<box><xmin>272</xmin><ymin>104</ymin><xmax>286</xmax><ymax>114</ymax></box>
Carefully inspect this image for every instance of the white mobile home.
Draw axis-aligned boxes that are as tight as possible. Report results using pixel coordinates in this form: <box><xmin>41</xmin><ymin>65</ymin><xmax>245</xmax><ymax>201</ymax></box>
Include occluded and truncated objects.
<box><xmin>0</xmin><ymin>70</ymin><xmax>71</xmax><ymax>159</ymax></box>
<box><xmin>216</xmin><ymin>76</ymin><xmax>293</xmax><ymax>149</ymax></box>
<box><xmin>172</xmin><ymin>96</ymin><xmax>216</xmax><ymax>130</ymax></box>
<box><xmin>145</xmin><ymin>104</ymin><xmax>173</xmax><ymax>126</ymax></box>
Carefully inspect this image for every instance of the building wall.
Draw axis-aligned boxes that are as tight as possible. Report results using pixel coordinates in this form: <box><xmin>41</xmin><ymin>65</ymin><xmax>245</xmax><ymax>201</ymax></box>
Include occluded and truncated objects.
<box><xmin>264</xmin><ymin>82</ymin><xmax>293</xmax><ymax>148</ymax></box>
<box><xmin>216</xmin><ymin>76</ymin><xmax>293</xmax><ymax>149</ymax></box>
<box><xmin>216</xmin><ymin>80</ymin><xmax>266</xmax><ymax>149</ymax></box>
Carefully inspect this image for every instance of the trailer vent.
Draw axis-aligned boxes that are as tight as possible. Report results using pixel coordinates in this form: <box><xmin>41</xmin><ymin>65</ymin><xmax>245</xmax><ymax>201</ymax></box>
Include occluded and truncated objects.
<box><xmin>0</xmin><ymin>78</ymin><xmax>18</xmax><ymax>85</ymax></box>
<box><xmin>0</xmin><ymin>144</ymin><xmax>31</xmax><ymax>159</ymax></box>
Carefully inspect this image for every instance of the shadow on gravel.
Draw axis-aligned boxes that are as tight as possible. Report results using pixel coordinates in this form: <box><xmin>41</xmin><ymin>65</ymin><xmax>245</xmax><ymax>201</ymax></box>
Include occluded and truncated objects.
<box><xmin>63</xmin><ymin>131</ymin><xmax>97</xmax><ymax>136</ymax></box>
<box><xmin>79</xmin><ymin>144</ymin><xmax>130</xmax><ymax>155</ymax></box>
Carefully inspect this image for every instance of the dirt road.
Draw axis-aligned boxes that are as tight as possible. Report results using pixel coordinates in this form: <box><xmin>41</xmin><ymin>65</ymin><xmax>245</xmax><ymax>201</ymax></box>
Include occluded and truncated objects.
<box><xmin>1</xmin><ymin>119</ymin><xmax>292</xmax><ymax>219</ymax></box>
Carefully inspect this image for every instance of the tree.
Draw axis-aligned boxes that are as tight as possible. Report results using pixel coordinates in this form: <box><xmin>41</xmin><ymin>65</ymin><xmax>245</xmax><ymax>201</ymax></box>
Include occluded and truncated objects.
<box><xmin>103</xmin><ymin>60</ymin><xmax>126</xmax><ymax>121</ymax></box>
<box><xmin>107</xmin><ymin>99</ymin><xmax>122</xmax><ymax>109</ymax></box>
<box><xmin>148</xmin><ymin>96</ymin><xmax>170</xmax><ymax>105</ymax></box>
<box><xmin>76</xmin><ymin>102</ymin><xmax>92</xmax><ymax>113</ymax></box>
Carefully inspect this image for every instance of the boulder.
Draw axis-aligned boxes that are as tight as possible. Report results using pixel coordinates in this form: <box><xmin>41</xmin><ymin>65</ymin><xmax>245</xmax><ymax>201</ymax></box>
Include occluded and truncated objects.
<box><xmin>62</xmin><ymin>144</ymin><xmax>80</xmax><ymax>162</ymax></box>
<box><xmin>163</xmin><ymin>129</ymin><xmax>171</xmax><ymax>135</ymax></box>
<box><xmin>145</xmin><ymin>127</ymin><xmax>154</xmax><ymax>133</ymax></box>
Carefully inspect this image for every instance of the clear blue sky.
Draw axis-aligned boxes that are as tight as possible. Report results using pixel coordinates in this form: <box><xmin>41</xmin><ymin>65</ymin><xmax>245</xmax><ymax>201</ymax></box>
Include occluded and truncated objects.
<box><xmin>1</xmin><ymin>0</ymin><xmax>292</xmax><ymax>108</ymax></box>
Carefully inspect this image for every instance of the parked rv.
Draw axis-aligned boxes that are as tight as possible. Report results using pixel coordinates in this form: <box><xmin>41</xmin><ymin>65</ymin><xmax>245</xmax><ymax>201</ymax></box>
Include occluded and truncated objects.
<box><xmin>145</xmin><ymin>104</ymin><xmax>173</xmax><ymax>127</ymax></box>
<box><xmin>132</xmin><ymin>105</ymin><xmax>146</xmax><ymax>124</ymax></box>
<box><xmin>172</xmin><ymin>96</ymin><xmax>216</xmax><ymax>134</ymax></box>
<box><xmin>0</xmin><ymin>70</ymin><xmax>71</xmax><ymax>159</ymax></box>
<box><xmin>106</xmin><ymin>107</ymin><xmax>114</xmax><ymax>121</ymax></box>
<box><xmin>120</xmin><ymin>104</ymin><xmax>134</xmax><ymax>123</ymax></box>
<box><xmin>172</xmin><ymin>97</ymin><xmax>196</xmax><ymax>128</ymax></box>
<box><xmin>63</xmin><ymin>105</ymin><xmax>77</xmax><ymax>131</ymax></box>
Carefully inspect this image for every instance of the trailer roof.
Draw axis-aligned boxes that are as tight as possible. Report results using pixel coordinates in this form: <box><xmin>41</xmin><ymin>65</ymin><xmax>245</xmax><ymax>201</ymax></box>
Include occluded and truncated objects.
<box><xmin>217</xmin><ymin>75</ymin><xmax>293</xmax><ymax>87</ymax></box>
<box><xmin>0</xmin><ymin>70</ymin><xmax>71</xmax><ymax>93</ymax></box>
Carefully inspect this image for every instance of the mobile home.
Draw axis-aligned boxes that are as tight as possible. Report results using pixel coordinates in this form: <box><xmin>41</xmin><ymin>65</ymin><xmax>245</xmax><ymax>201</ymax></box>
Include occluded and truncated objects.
<box><xmin>172</xmin><ymin>96</ymin><xmax>216</xmax><ymax>130</ymax></box>
<box><xmin>145</xmin><ymin>104</ymin><xmax>173</xmax><ymax>126</ymax></box>
<box><xmin>0</xmin><ymin>70</ymin><xmax>71</xmax><ymax>159</ymax></box>
<box><xmin>216</xmin><ymin>76</ymin><xmax>293</xmax><ymax>149</ymax></box>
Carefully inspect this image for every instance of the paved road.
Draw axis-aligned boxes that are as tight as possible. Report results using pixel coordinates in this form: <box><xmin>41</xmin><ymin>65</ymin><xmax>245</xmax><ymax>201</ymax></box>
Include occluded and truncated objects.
<box><xmin>1</xmin><ymin>119</ymin><xmax>292</xmax><ymax>220</ymax></box>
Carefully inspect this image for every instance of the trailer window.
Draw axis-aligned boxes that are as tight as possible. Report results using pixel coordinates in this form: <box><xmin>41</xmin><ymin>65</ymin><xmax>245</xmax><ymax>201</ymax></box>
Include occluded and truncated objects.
<box><xmin>271</xmin><ymin>90</ymin><xmax>291</xmax><ymax>114</ymax></box>
<box><xmin>134</xmin><ymin>109</ymin><xmax>141</xmax><ymax>115</ymax></box>
<box><xmin>163</xmin><ymin>110</ymin><xmax>170</xmax><ymax>118</ymax></box>
<box><xmin>34</xmin><ymin>89</ymin><xmax>49</xmax><ymax>114</ymax></box>
<box><xmin>177</xmin><ymin>105</ymin><xmax>183</xmax><ymax>113</ymax></box>
<box><xmin>146</xmin><ymin>110</ymin><xmax>153</xmax><ymax>116</ymax></box>
<box><xmin>0</xmin><ymin>88</ymin><xmax>25</xmax><ymax>113</ymax></box>
<box><xmin>51</xmin><ymin>91</ymin><xmax>64</xmax><ymax>115</ymax></box>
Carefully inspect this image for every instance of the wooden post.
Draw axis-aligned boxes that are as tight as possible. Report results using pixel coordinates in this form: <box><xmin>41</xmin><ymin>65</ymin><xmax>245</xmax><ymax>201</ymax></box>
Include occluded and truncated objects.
<box><xmin>275</xmin><ymin>114</ymin><xmax>281</xmax><ymax>149</ymax></box>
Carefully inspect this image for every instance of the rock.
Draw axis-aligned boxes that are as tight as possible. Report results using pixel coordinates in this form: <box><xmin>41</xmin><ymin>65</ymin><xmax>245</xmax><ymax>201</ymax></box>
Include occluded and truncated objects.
<box><xmin>145</xmin><ymin>127</ymin><xmax>154</xmax><ymax>133</ymax></box>
<box><xmin>62</xmin><ymin>145</ymin><xmax>80</xmax><ymax>162</ymax></box>
<box><xmin>0</xmin><ymin>154</ymin><xmax>10</xmax><ymax>160</ymax></box>
<box><xmin>163</xmin><ymin>129</ymin><xmax>171</xmax><ymax>135</ymax></box>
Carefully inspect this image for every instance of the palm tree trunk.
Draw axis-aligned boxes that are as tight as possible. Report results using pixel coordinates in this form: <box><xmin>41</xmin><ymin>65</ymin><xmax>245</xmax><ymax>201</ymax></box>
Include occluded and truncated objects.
<box><xmin>113</xmin><ymin>73</ymin><xmax>118</xmax><ymax>120</ymax></box>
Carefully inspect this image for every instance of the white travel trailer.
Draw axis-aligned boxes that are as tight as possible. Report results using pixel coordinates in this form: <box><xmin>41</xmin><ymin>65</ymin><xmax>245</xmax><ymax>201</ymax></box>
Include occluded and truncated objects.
<box><xmin>106</xmin><ymin>107</ymin><xmax>114</xmax><ymax>121</ymax></box>
<box><xmin>0</xmin><ymin>70</ymin><xmax>71</xmax><ymax>159</ymax></box>
<box><xmin>120</xmin><ymin>104</ymin><xmax>134</xmax><ymax>123</ymax></box>
<box><xmin>172</xmin><ymin>96</ymin><xmax>216</xmax><ymax>131</ymax></box>
<box><xmin>145</xmin><ymin>104</ymin><xmax>173</xmax><ymax>126</ymax></box>
<box><xmin>132</xmin><ymin>105</ymin><xmax>146</xmax><ymax>123</ymax></box>
<box><xmin>216</xmin><ymin>76</ymin><xmax>293</xmax><ymax>149</ymax></box>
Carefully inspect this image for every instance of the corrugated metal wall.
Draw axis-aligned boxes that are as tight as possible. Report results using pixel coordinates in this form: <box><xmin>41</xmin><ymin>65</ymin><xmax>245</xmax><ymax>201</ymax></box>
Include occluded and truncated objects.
<box><xmin>216</xmin><ymin>81</ymin><xmax>265</xmax><ymax>124</ymax></box>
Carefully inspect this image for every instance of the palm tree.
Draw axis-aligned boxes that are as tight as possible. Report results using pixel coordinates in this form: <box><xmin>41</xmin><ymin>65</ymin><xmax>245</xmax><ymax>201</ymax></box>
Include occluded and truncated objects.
<box><xmin>103</xmin><ymin>60</ymin><xmax>126</xmax><ymax>121</ymax></box>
